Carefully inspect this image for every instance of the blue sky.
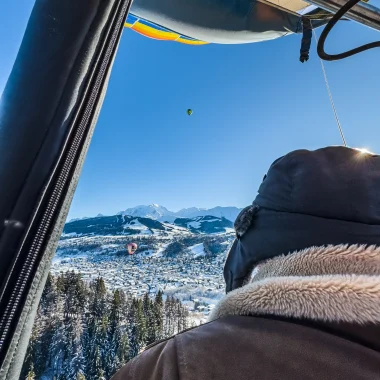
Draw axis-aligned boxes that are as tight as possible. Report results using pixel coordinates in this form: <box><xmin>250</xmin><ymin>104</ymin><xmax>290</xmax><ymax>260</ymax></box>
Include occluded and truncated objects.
<box><xmin>2</xmin><ymin>1</ymin><xmax>380</xmax><ymax>219</ymax></box>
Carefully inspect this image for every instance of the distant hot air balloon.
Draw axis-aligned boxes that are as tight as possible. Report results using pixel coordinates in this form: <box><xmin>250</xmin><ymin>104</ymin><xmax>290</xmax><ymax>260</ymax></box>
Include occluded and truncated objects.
<box><xmin>187</xmin><ymin>109</ymin><xmax>193</xmax><ymax>116</ymax></box>
<box><xmin>127</xmin><ymin>243</ymin><xmax>138</xmax><ymax>255</ymax></box>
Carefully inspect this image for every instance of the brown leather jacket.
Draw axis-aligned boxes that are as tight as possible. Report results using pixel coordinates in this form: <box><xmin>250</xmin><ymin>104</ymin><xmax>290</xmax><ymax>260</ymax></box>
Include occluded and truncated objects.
<box><xmin>111</xmin><ymin>315</ymin><xmax>380</xmax><ymax>380</ymax></box>
<box><xmin>111</xmin><ymin>245</ymin><xmax>380</xmax><ymax>380</ymax></box>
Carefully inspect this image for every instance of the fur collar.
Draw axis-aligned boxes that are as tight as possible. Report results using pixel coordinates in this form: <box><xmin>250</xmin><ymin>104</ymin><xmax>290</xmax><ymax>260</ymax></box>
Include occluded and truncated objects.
<box><xmin>210</xmin><ymin>245</ymin><xmax>380</xmax><ymax>324</ymax></box>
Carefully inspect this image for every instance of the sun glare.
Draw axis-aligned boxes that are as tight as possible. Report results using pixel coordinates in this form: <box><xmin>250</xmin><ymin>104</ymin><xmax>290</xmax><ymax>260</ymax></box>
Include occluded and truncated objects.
<box><xmin>355</xmin><ymin>148</ymin><xmax>374</xmax><ymax>155</ymax></box>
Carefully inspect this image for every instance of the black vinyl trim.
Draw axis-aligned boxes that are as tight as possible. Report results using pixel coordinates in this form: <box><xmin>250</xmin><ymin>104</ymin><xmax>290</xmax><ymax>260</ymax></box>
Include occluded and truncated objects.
<box><xmin>0</xmin><ymin>0</ymin><xmax>131</xmax><ymax>367</ymax></box>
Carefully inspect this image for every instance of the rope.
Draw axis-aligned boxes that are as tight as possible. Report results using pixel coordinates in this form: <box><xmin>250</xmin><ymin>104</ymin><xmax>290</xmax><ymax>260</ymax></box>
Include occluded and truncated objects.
<box><xmin>313</xmin><ymin>30</ymin><xmax>347</xmax><ymax>147</ymax></box>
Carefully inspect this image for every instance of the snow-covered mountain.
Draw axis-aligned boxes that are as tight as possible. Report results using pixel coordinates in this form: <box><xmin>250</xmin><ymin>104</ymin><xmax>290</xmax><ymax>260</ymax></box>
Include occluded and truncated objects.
<box><xmin>118</xmin><ymin>204</ymin><xmax>175</xmax><ymax>220</ymax></box>
<box><xmin>175</xmin><ymin>207</ymin><xmax>206</xmax><ymax>218</ymax></box>
<box><xmin>176</xmin><ymin>206</ymin><xmax>241</xmax><ymax>222</ymax></box>
<box><xmin>115</xmin><ymin>204</ymin><xmax>242</xmax><ymax>222</ymax></box>
<box><xmin>174</xmin><ymin>216</ymin><xmax>233</xmax><ymax>234</ymax></box>
<box><xmin>63</xmin><ymin>213</ymin><xmax>233</xmax><ymax>237</ymax></box>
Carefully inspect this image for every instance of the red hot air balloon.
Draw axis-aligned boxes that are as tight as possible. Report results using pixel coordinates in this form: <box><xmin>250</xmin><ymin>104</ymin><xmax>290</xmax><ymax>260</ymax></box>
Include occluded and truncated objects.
<box><xmin>127</xmin><ymin>243</ymin><xmax>138</xmax><ymax>255</ymax></box>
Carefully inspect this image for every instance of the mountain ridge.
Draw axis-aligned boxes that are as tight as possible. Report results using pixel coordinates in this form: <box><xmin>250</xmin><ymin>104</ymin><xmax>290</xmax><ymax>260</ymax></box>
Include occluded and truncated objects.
<box><xmin>69</xmin><ymin>204</ymin><xmax>242</xmax><ymax>223</ymax></box>
<box><xmin>63</xmin><ymin>213</ymin><xmax>234</xmax><ymax>237</ymax></box>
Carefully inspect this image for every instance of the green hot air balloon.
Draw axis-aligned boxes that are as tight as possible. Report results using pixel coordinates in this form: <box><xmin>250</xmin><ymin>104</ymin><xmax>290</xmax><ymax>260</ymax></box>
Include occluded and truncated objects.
<box><xmin>187</xmin><ymin>109</ymin><xmax>193</xmax><ymax>116</ymax></box>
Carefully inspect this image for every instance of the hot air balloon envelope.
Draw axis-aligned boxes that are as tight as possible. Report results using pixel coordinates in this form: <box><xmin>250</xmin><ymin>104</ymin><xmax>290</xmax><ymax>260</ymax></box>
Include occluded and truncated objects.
<box><xmin>126</xmin><ymin>0</ymin><xmax>329</xmax><ymax>45</ymax></box>
<box><xmin>127</xmin><ymin>243</ymin><xmax>138</xmax><ymax>255</ymax></box>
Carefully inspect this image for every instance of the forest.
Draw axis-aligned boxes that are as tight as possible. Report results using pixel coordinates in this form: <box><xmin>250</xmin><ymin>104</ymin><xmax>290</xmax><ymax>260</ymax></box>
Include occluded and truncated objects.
<box><xmin>22</xmin><ymin>271</ymin><xmax>190</xmax><ymax>379</ymax></box>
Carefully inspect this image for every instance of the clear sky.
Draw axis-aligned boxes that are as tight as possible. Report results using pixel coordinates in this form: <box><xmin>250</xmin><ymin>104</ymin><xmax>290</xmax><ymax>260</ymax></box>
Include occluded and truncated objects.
<box><xmin>2</xmin><ymin>1</ymin><xmax>380</xmax><ymax>219</ymax></box>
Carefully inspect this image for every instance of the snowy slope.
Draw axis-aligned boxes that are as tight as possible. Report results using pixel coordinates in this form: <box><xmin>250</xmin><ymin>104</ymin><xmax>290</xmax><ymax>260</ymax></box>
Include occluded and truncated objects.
<box><xmin>189</xmin><ymin>243</ymin><xmax>206</xmax><ymax>258</ymax></box>
<box><xmin>173</xmin><ymin>216</ymin><xmax>233</xmax><ymax>234</ymax></box>
<box><xmin>63</xmin><ymin>215</ymin><xmax>168</xmax><ymax>237</ymax></box>
<box><xmin>63</xmin><ymin>214</ymin><xmax>234</xmax><ymax>238</ymax></box>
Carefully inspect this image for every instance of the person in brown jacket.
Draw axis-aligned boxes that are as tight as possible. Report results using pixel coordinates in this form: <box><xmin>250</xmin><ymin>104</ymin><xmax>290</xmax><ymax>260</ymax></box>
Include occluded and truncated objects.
<box><xmin>111</xmin><ymin>146</ymin><xmax>380</xmax><ymax>380</ymax></box>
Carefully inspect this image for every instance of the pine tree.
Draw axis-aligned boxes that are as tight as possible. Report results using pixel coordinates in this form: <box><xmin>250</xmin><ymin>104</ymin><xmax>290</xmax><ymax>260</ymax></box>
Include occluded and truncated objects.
<box><xmin>83</xmin><ymin>277</ymin><xmax>108</xmax><ymax>379</ymax></box>
<box><xmin>91</xmin><ymin>277</ymin><xmax>107</xmax><ymax>318</ymax></box>
<box><xmin>104</xmin><ymin>289</ymin><xmax>127</xmax><ymax>378</ymax></box>
<box><xmin>128</xmin><ymin>322</ymin><xmax>139</xmax><ymax>359</ymax></box>
<box><xmin>176</xmin><ymin>299</ymin><xmax>182</xmax><ymax>333</ymax></box>
<box><xmin>142</xmin><ymin>293</ymin><xmax>150</xmax><ymax>317</ymax></box>
<box><xmin>54</xmin><ymin>272</ymin><xmax>87</xmax><ymax>379</ymax></box>
<box><xmin>43</xmin><ymin>279</ymin><xmax>65</xmax><ymax>378</ymax></box>
<box><xmin>99</xmin><ymin>315</ymin><xmax>109</xmax><ymax>372</ymax></box>
<box><xmin>62</xmin><ymin>271</ymin><xmax>87</xmax><ymax>318</ymax></box>
<box><xmin>94</xmin><ymin>346</ymin><xmax>103</xmax><ymax>379</ymax></box>
<box><xmin>40</xmin><ymin>272</ymin><xmax>56</xmax><ymax>314</ymax></box>
<box><xmin>119</xmin><ymin>329</ymin><xmax>130</xmax><ymax>364</ymax></box>
<box><xmin>128</xmin><ymin>298</ymin><xmax>147</xmax><ymax>358</ymax></box>
<box><xmin>26</xmin><ymin>363</ymin><xmax>36</xmax><ymax>380</ymax></box>
<box><xmin>50</xmin><ymin>320</ymin><xmax>67</xmax><ymax>378</ymax></box>
<box><xmin>136</xmin><ymin>299</ymin><xmax>147</xmax><ymax>350</ymax></box>
<box><xmin>62</xmin><ymin>316</ymin><xmax>85</xmax><ymax>379</ymax></box>
<box><xmin>83</xmin><ymin>314</ymin><xmax>97</xmax><ymax>379</ymax></box>
<box><xmin>164</xmin><ymin>296</ymin><xmax>176</xmax><ymax>337</ymax></box>
<box><xmin>82</xmin><ymin>278</ymin><xmax>107</xmax><ymax>379</ymax></box>
<box><xmin>181</xmin><ymin>303</ymin><xmax>189</xmax><ymax>332</ymax></box>
<box><xmin>118</xmin><ymin>289</ymin><xmax>129</xmax><ymax>321</ymax></box>
<box><xmin>153</xmin><ymin>291</ymin><xmax>164</xmax><ymax>340</ymax></box>
<box><xmin>38</xmin><ymin>311</ymin><xmax>57</xmax><ymax>373</ymax></box>
<box><xmin>142</xmin><ymin>293</ymin><xmax>158</xmax><ymax>346</ymax></box>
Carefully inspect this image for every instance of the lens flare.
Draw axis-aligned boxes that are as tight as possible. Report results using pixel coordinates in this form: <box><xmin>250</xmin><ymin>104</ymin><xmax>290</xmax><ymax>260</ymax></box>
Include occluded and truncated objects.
<box><xmin>355</xmin><ymin>148</ymin><xmax>375</xmax><ymax>155</ymax></box>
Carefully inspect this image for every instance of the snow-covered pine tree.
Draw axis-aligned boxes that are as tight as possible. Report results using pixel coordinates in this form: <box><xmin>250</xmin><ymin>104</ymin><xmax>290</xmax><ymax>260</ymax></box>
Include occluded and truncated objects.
<box><xmin>47</xmin><ymin>277</ymin><xmax>68</xmax><ymax>379</ymax></box>
<box><xmin>22</xmin><ymin>271</ymin><xmax>193</xmax><ymax>379</ymax></box>
<box><xmin>83</xmin><ymin>277</ymin><xmax>108</xmax><ymax>379</ymax></box>
<box><xmin>62</xmin><ymin>271</ymin><xmax>87</xmax><ymax>318</ymax></box>
<box><xmin>174</xmin><ymin>298</ymin><xmax>189</xmax><ymax>334</ymax></box>
<box><xmin>153</xmin><ymin>291</ymin><xmax>164</xmax><ymax>340</ymax></box>
<box><xmin>104</xmin><ymin>289</ymin><xmax>124</xmax><ymax>378</ymax></box>
<box><xmin>91</xmin><ymin>277</ymin><xmax>107</xmax><ymax>318</ymax></box>
<box><xmin>82</xmin><ymin>313</ymin><xmax>97</xmax><ymax>379</ymax></box>
<box><xmin>50</xmin><ymin>318</ymin><xmax>67</xmax><ymax>378</ymax></box>
<box><xmin>127</xmin><ymin>298</ymin><xmax>147</xmax><ymax>358</ymax></box>
<box><xmin>119</xmin><ymin>329</ymin><xmax>130</xmax><ymax>363</ymax></box>
<box><xmin>56</xmin><ymin>271</ymin><xmax>87</xmax><ymax>379</ymax></box>
<box><xmin>136</xmin><ymin>299</ymin><xmax>147</xmax><ymax>352</ymax></box>
<box><xmin>164</xmin><ymin>296</ymin><xmax>176</xmax><ymax>337</ymax></box>
<box><xmin>142</xmin><ymin>293</ymin><xmax>150</xmax><ymax>317</ymax></box>
<box><xmin>94</xmin><ymin>346</ymin><xmax>103</xmax><ymax>379</ymax></box>
<box><xmin>118</xmin><ymin>288</ymin><xmax>129</xmax><ymax>321</ymax></box>
<box><xmin>181</xmin><ymin>302</ymin><xmax>190</xmax><ymax>332</ymax></box>
<box><xmin>38</xmin><ymin>273</ymin><xmax>59</xmax><ymax>374</ymax></box>
<box><xmin>128</xmin><ymin>322</ymin><xmax>139</xmax><ymax>359</ymax></box>
<box><xmin>61</xmin><ymin>316</ymin><xmax>85</xmax><ymax>379</ymax></box>
<box><xmin>142</xmin><ymin>293</ymin><xmax>158</xmax><ymax>346</ymax></box>
<box><xmin>40</xmin><ymin>272</ymin><xmax>56</xmax><ymax>314</ymax></box>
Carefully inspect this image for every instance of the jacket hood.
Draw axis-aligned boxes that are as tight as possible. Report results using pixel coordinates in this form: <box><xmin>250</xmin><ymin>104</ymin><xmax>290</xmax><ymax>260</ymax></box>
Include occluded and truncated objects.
<box><xmin>224</xmin><ymin>147</ymin><xmax>380</xmax><ymax>293</ymax></box>
<box><xmin>213</xmin><ymin>244</ymin><xmax>380</xmax><ymax>324</ymax></box>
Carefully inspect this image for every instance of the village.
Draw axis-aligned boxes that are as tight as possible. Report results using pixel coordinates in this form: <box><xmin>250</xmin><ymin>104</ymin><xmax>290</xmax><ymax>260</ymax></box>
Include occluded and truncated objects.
<box><xmin>51</xmin><ymin>230</ymin><xmax>234</xmax><ymax>323</ymax></box>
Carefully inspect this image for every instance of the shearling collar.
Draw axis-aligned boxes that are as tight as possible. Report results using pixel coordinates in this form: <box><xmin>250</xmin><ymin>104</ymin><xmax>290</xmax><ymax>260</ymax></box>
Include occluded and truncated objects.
<box><xmin>210</xmin><ymin>245</ymin><xmax>380</xmax><ymax>324</ymax></box>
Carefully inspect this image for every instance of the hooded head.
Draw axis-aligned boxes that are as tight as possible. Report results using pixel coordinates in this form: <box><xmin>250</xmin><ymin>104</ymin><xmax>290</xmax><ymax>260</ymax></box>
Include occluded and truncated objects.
<box><xmin>224</xmin><ymin>146</ymin><xmax>380</xmax><ymax>293</ymax></box>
